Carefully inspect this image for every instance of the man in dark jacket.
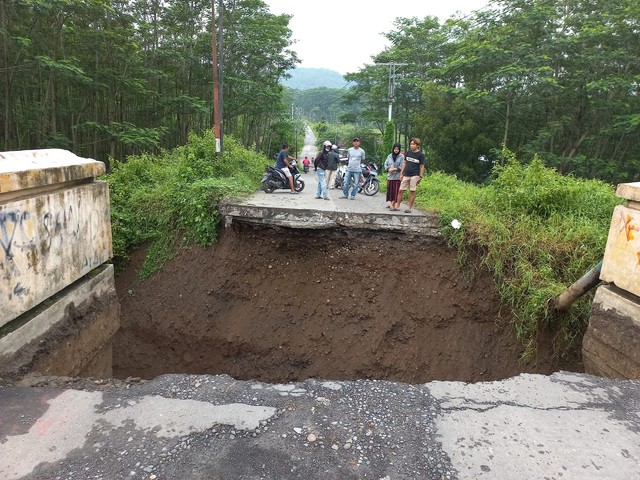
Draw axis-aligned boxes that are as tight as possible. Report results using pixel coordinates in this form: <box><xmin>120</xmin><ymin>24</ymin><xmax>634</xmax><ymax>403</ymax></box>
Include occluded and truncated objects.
<box><xmin>314</xmin><ymin>140</ymin><xmax>332</xmax><ymax>200</ymax></box>
<box><xmin>326</xmin><ymin>144</ymin><xmax>340</xmax><ymax>190</ymax></box>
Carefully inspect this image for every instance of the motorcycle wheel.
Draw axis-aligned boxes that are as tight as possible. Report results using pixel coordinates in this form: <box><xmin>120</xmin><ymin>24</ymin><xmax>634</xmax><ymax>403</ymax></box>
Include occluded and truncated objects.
<box><xmin>263</xmin><ymin>182</ymin><xmax>275</xmax><ymax>193</ymax></box>
<box><xmin>363</xmin><ymin>178</ymin><xmax>380</xmax><ymax>196</ymax></box>
<box><xmin>295</xmin><ymin>178</ymin><xmax>305</xmax><ymax>192</ymax></box>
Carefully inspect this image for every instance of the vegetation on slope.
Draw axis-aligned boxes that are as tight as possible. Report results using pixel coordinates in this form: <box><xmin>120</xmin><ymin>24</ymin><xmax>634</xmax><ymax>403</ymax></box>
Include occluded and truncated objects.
<box><xmin>107</xmin><ymin>132</ymin><xmax>266</xmax><ymax>278</ymax></box>
<box><xmin>415</xmin><ymin>151</ymin><xmax>622</xmax><ymax>358</ymax></box>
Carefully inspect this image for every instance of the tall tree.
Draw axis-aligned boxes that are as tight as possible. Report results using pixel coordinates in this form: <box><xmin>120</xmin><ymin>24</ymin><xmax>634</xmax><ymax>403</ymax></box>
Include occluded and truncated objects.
<box><xmin>0</xmin><ymin>0</ymin><xmax>298</xmax><ymax>162</ymax></box>
<box><xmin>220</xmin><ymin>0</ymin><xmax>298</xmax><ymax>150</ymax></box>
<box><xmin>351</xmin><ymin>0</ymin><xmax>640</xmax><ymax>183</ymax></box>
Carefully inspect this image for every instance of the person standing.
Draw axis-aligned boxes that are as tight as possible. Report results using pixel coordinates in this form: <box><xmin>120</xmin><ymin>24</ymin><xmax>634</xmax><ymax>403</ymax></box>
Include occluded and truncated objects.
<box><xmin>391</xmin><ymin>137</ymin><xmax>425</xmax><ymax>213</ymax></box>
<box><xmin>325</xmin><ymin>144</ymin><xmax>340</xmax><ymax>190</ymax></box>
<box><xmin>342</xmin><ymin>137</ymin><xmax>365</xmax><ymax>200</ymax></box>
<box><xmin>384</xmin><ymin>142</ymin><xmax>404</xmax><ymax>208</ymax></box>
<box><xmin>275</xmin><ymin>143</ymin><xmax>298</xmax><ymax>194</ymax></box>
<box><xmin>314</xmin><ymin>140</ymin><xmax>331</xmax><ymax>200</ymax></box>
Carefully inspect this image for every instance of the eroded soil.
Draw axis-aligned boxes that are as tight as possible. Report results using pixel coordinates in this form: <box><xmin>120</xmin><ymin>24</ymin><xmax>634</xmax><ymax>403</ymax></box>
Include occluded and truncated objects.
<box><xmin>113</xmin><ymin>223</ymin><xmax>582</xmax><ymax>384</ymax></box>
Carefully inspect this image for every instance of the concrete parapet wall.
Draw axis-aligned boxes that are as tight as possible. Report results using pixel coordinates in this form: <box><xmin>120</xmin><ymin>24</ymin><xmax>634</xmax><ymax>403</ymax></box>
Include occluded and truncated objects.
<box><xmin>600</xmin><ymin>204</ymin><xmax>640</xmax><ymax>297</ymax></box>
<box><xmin>0</xmin><ymin>148</ymin><xmax>105</xmax><ymax>196</ymax></box>
<box><xmin>1</xmin><ymin>149</ymin><xmax>117</xmax><ymax>380</ymax></box>
<box><xmin>1</xmin><ymin>150</ymin><xmax>112</xmax><ymax>328</ymax></box>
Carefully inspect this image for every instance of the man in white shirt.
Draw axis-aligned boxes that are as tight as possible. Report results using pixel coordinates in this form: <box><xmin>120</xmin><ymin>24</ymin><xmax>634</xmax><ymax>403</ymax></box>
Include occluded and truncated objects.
<box><xmin>341</xmin><ymin>137</ymin><xmax>365</xmax><ymax>199</ymax></box>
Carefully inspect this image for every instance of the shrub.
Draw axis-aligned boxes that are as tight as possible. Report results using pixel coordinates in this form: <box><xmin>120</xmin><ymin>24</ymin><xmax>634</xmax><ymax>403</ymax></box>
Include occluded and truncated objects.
<box><xmin>415</xmin><ymin>151</ymin><xmax>622</xmax><ymax>359</ymax></box>
<box><xmin>106</xmin><ymin>131</ymin><xmax>267</xmax><ymax>277</ymax></box>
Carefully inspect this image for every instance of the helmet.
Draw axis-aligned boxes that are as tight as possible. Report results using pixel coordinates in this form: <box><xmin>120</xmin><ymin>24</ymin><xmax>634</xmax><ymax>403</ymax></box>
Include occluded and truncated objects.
<box><xmin>322</xmin><ymin>140</ymin><xmax>332</xmax><ymax>147</ymax></box>
<box><xmin>331</xmin><ymin>144</ymin><xmax>338</xmax><ymax>151</ymax></box>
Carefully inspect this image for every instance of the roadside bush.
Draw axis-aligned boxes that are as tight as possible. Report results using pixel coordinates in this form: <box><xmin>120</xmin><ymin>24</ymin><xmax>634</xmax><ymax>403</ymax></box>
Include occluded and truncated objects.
<box><xmin>106</xmin><ymin>131</ymin><xmax>266</xmax><ymax>277</ymax></box>
<box><xmin>415</xmin><ymin>151</ymin><xmax>622</xmax><ymax>359</ymax></box>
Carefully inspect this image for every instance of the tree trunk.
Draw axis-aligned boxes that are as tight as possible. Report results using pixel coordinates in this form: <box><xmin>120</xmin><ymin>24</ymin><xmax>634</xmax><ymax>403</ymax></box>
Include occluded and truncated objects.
<box><xmin>502</xmin><ymin>99</ymin><xmax>510</xmax><ymax>149</ymax></box>
<box><xmin>1</xmin><ymin>1</ymin><xmax>10</xmax><ymax>148</ymax></box>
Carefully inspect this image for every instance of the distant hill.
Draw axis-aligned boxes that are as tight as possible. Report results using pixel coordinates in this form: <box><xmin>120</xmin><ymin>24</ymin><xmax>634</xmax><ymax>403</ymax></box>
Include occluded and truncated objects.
<box><xmin>282</xmin><ymin>68</ymin><xmax>348</xmax><ymax>90</ymax></box>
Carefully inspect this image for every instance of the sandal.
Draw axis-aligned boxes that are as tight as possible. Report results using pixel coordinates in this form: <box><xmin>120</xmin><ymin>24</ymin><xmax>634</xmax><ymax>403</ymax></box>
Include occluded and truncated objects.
<box><xmin>389</xmin><ymin>207</ymin><xmax>399</xmax><ymax>211</ymax></box>
<box><xmin>404</xmin><ymin>209</ymin><xmax>412</xmax><ymax>213</ymax></box>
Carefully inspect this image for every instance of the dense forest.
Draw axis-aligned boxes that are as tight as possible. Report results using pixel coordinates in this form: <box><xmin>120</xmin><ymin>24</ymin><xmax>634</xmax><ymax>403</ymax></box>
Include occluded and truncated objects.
<box><xmin>2</xmin><ymin>0</ymin><xmax>640</xmax><ymax>184</ymax></box>
<box><xmin>346</xmin><ymin>0</ymin><xmax>640</xmax><ymax>183</ymax></box>
<box><xmin>0</xmin><ymin>0</ymin><xmax>299</xmax><ymax>165</ymax></box>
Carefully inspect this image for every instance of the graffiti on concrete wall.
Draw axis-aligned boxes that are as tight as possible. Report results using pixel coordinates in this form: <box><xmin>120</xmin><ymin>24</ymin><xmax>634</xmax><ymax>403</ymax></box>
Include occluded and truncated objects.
<box><xmin>1</xmin><ymin>183</ymin><xmax>111</xmax><ymax>328</ymax></box>
<box><xmin>0</xmin><ymin>202</ymin><xmax>84</xmax><ymax>262</ymax></box>
<box><xmin>619</xmin><ymin>211</ymin><xmax>640</xmax><ymax>264</ymax></box>
<box><xmin>601</xmin><ymin>205</ymin><xmax>640</xmax><ymax>298</ymax></box>
<box><xmin>0</xmin><ymin>210</ymin><xmax>30</xmax><ymax>260</ymax></box>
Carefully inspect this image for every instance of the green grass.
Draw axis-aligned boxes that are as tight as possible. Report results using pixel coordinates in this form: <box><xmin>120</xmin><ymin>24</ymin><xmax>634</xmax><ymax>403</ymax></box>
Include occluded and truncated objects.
<box><xmin>105</xmin><ymin>131</ymin><xmax>266</xmax><ymax>278</ymax></box>
<box><xmin>412</xmin><ymin>153</ymin><xmax>622</xmax><ymax>359</ymax></box>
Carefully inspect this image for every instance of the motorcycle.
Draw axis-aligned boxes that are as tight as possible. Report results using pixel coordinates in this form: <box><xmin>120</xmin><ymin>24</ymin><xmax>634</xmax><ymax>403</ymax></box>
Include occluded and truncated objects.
<box><xmin>333</xmin><ymin>159</ymin><xmax>350</xmax><ymax>190</ymax></box>
<box><xmin>302</xmin><ymin>162</ymin><xmax>310</xmax><ymax>174</ymax></box>
<box><xmin>360</xmin><ymin>162</ymin><xmax>380</xmax><ymax>196</ymax></box>
<box><xmin>334</xmin><ymin>160</ymin><xmax>380</xmax><ymax>196</ymax></box>
<box><xmin>261</xmin><ymin>160</ymin><xmax>305</xmax><ymax>193</ymax></box>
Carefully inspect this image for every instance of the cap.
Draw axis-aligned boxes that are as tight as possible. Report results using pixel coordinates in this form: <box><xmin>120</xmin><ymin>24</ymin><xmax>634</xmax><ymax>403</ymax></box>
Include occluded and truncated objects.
<box><xmin>352</xmin><ymin>137</ymin><xmax>360</xmax><ymax>142</ymax></box>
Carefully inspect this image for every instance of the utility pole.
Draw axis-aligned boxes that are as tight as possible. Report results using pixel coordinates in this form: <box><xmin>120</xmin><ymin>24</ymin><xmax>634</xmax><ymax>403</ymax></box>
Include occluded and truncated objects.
<box><xmin>217</xmin><ymin>0</ymin><xmax>224</xmax><ymax>152</ymax></box>
<box><xmin>376</xmin><ymin>63</ymin><xmax>407</xmax><ymax>122</ymax></box>
<box><xmin>211</xmin><ymin>1</ymin><xmax>222</xmax><ymax>153</ymax></box>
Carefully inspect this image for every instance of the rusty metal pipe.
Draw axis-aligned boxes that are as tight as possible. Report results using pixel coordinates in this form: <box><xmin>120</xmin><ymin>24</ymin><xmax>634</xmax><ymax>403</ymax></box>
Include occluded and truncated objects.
<box><xmin>553</xmin><ymin>261</ymin><xmax>603</xmax><ymax>311</ymax></box>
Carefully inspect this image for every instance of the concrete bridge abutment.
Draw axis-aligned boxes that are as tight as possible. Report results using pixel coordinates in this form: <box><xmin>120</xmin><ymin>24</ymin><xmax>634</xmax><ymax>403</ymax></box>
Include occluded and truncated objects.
<box><xmin>583</xmin><ymin>182</ymin><xmax>640</xmax><ymax>379</ymax></box>
<box><xmin>0</xmin><ymin>149</ymin><xmax>117</xmax><ymax>379</ymax></box>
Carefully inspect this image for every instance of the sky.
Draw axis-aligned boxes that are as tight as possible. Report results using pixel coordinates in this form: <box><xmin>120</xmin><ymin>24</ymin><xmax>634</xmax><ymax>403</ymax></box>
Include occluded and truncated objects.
<box><xmin>264</xmin><ymin>0</ymin><xmax>490</xmax><ymax>74</ymax></box>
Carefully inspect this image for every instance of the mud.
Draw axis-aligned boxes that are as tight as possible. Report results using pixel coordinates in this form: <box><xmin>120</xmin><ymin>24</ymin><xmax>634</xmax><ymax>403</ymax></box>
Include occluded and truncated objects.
<box><xmin>113</xmin><ymin>223</ymin><xmax>582</xmax><ymax>384</ymax></box>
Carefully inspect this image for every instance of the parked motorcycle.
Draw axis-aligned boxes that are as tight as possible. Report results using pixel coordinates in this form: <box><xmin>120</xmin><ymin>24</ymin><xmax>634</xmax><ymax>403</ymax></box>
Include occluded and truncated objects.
<box><xmin>334</xmin><ymin>160</ymin><xmax>380</xmax><ymax>196</ymax></box>
<box><xmin>261</xmin><ymin>160</ymin><xmax>305</xmax><ymax>193</ymax></box>
<box><xmin>360</xmin><ymin>162</ymin><xmax>380</xmax><ymax>196</ymax></box>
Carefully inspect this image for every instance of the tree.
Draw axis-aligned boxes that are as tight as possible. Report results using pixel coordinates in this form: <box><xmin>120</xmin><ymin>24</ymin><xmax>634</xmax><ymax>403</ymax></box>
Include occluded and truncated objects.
<box><xmin>220</xmin><ymin>0</ymin><xmax>298</xmax><ymax>151</ymax></box>
<box><xmin>353</xmin><ymin>0</ymin><xmax>640</xmax><ymax>183</ymax></box>
<box><xmin>0</xmin><ymin>0</ymin><xmax>299</xmax><ymax>162</ymax></box>
<box><xmin>382</xmin><ymin>120</ymin><xmax>396</xmax><ymax>159</ymax></box>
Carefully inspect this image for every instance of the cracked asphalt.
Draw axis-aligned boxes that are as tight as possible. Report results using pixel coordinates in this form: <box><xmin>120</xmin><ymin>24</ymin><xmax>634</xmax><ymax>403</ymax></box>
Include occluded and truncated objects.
<box><xmin>1</xmin><ymin>371</ymin><xmax>639</xmax><ymax>479</ymax></box>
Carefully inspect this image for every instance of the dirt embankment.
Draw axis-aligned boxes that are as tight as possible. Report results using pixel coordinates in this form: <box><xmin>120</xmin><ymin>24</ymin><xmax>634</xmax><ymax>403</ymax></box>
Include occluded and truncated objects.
<box><xmin>113</xmin><ymin>223</ymin><xmax>582</xmax><ymax>384</ymax></box>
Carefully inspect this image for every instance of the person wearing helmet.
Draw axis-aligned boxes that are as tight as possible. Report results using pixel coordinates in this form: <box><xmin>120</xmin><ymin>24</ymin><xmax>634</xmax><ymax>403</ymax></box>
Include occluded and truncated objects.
<box><xmin>313</xmin><ymin>140</ymin><xmax>332</xmax><ymax>200</ymax></box>
<box><xmin>325</xmin><ymin>144</ymin><xmax>340</xmax><ymax>190</ymax></box>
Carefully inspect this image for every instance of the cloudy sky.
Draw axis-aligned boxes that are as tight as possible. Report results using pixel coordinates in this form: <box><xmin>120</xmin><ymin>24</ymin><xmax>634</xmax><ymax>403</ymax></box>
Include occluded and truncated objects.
<box><xmin>264</xmin><ymin>0</ymin><xmax>490</xmax><ymax>74</ymax></box>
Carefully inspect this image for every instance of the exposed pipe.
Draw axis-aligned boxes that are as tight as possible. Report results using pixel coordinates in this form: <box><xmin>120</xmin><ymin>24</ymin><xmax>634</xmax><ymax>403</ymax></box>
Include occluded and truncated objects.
<box><xmin>553</xmin><ymin>260</ymin><xmax>603</xmax><ymax>311</ymax></box>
